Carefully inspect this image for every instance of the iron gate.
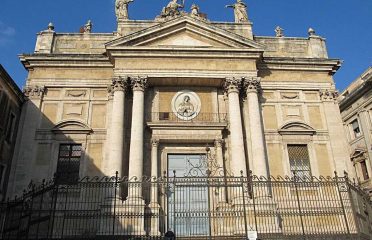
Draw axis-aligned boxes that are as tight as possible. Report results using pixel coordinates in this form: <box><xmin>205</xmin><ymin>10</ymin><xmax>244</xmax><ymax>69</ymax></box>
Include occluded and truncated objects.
<box><xmin>1</xmin><ymin>172</ymin><xmax>372</xmax><ymax>239</ymax></box>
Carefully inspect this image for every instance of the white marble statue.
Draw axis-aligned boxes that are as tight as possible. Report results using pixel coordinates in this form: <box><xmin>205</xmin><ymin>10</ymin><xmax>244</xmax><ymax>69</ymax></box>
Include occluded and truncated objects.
<box><xmin>115</xmin><ymin>0</ymin><xmax>134</xmax><ymax>20</ymax></box>
<box><xmin>161</xmin><ymin>0</ymin><xmax>185</xmax><ymax>17</ymax></box>
<box><xmin>226</xmin><ymin>0</ymin><xmax>248</xmax><ymax>23</ymax></box>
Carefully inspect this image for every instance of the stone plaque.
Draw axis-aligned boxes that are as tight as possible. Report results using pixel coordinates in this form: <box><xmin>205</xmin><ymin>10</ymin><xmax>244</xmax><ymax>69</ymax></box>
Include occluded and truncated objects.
<box><xmin>171</xmin><ymin>90</ymin><xmax>201</xmax><ymax>120</ymax></box>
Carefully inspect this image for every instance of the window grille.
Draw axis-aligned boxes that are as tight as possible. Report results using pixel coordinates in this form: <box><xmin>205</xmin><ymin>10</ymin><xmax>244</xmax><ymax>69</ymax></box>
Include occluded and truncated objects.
<box><xmin>56</xmin><ymin>144</ymin><xmax>82</xmax><ymax>184</ymax></box>
<box><xmin>288</xmin><ymin>144</ymin><xmax>311</xmax><ymax>180</ymax></box>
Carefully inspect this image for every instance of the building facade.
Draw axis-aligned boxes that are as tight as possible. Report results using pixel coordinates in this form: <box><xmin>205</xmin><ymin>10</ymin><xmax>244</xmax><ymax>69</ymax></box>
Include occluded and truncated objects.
<box><xmin>0</xmin><ymin>65</ymin><xmax>24</xmax><ymax>201</ymax></box>
<box><xmin>4</xmin><ymin>1</ymin><xmax>370</xmax><ymax>239</ymax></box>
<box><xmin>339</xmin><ymin>67</ymin><xmax>372</xmax><ymax>197</ymax></box>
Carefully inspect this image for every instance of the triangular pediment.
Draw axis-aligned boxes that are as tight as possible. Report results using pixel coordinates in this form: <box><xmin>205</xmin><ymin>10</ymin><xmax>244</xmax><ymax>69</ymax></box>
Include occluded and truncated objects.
<box><xmin>106</xmin><ymin>16</ymin><xmax>264</xmax><ymax>50</ymax></box>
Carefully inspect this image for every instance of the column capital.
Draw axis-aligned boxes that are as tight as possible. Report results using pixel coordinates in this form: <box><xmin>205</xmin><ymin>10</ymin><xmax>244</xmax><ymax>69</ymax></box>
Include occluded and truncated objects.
<box><xmin>243</xmin><ymin>77</ymin><xmax>261</xmax><ymax>93</ymax></box>
<box><xmin>23</xmin><ymin>85</ymin><xmax>45</xmax><ymax>99</ymax></box>
<box><xmin>130</xmin><ymin>76</ymin><xmax>148</xmax><ymax>92</ymax></box>
<box><xmin>110</xmin><ymin>76</ymin><xmax>128</xmax><ymax>93</ymax></box>
<box><xmin>151</xmin><ymin>138</ymin><xmax>160</xmax><ymax>147</ymax></box>
<box><xmin>320</xmin><ymin>89</ymin><xmax>338</xmax><ymax>102</ymax></box>
<box><xmin>223</xmin><ymin>77</ymin><xmax>242</xmax><ymax>94</ymax></box>
<box><xmin>214</xmin><ymin>138</ymin><xmax>224</xmax><ymax>148</ymax></box>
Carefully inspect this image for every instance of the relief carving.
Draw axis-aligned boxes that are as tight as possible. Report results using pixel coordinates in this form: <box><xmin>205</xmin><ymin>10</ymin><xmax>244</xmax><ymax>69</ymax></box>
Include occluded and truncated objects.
<box><xmin>319</xmin><ymin>89</ymin><xmax>339</xmax><ymax>101</ymax></box>
<box><xmin>23</xmin><ymin>85</ymin><xmax>45</xmax><ymax>98</ymax></box>
<box><xmin>67</xmin><ymin>90</ymin><xmax>87</xmax><ymax>98</ymax></box>
<box><xmin>281</xmin><ymin>92</ymin><xmax>299</xmax><ymax>99</ymax></box>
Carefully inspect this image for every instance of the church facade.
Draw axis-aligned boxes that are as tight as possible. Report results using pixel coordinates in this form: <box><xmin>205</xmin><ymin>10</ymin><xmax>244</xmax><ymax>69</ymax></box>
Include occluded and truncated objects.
<box><xmin>5</xmin><ymin>1</ymin><xmax>371</xmax><ymax>239</ymax></box>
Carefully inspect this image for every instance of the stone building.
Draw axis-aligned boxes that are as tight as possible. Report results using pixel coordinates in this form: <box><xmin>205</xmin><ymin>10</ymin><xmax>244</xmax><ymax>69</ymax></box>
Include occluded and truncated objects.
<box><xmin>0</xmin><ymin>65</ymin><xmax>24</xmax><ymax>201</ymax></box>
<box><xmin>5</xmin><ymin>1</ymin><xmax>368</xmax><ymax>238</ymax></box>
<box><xmin>339</xmin><ymin>67</ymin><xmax>372</xmax><ymax>197</ymax></box>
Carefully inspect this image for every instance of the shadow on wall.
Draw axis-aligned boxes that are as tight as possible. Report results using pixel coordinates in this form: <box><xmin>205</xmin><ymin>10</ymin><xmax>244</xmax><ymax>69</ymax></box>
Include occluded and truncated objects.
<box><xmin>3</xmin><ymin>96</ymin><xmax>158</xmax><ymax>238</ymax></box>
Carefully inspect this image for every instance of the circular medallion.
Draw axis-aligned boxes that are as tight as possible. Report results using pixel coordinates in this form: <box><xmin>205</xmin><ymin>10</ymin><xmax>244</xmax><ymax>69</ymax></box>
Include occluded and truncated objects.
<box><xmin>171</xmin><ymin>90</ymin><xmax>201</xmax><ymax>120</ymax></box>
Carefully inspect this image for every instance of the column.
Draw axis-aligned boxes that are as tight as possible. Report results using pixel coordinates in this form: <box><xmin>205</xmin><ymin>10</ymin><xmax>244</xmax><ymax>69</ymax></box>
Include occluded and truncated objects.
<box><xmin>128</xmin><ymin>76</ymin><xmax>147</xmax><ymax>197</ymax></box>
<box><xmin>108</xmin><ymin>77</ymin><xmax>127</xmax><ymax>177</ymax></box>
<box><xmin>150</xmin><ymin>138</ymin><xmax>159</xmax><ymax>202</ymax></box>
<box><xmin>149</xmin><ymin>138</ymin><xmax>160</xmax><ymax>236</ymax></box>
<box><xmin>215</xmin><ymin>138</ymin><xmax>226</xmax><ymax>202</ymax></box>
<box><xmin>243</xmin><ymin>77</ymin><xmax>269</xmax><ymax>178</ymax></box>
<box><xmin>223</xmin><ymin>77</ymin><xmax>247</xmax><ymax>176</ymax></box>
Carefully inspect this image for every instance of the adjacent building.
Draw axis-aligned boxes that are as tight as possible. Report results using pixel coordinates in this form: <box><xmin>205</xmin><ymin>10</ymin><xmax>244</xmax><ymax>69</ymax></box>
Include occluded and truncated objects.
<box><xmin>339</xmin><ymin>67</ymin><xmax>372</xmax><ymax>197</ymax></box>
<box><xmin>0</xmin><ymin>65</ymin><xmax>24</xmax><ymax>201</ymax></box>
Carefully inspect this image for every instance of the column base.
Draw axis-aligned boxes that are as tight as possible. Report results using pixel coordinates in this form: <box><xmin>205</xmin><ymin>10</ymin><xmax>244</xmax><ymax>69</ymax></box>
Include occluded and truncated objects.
<box><xmin>252</xmin><ymin>197</ymin><xmax>282</xmax><ymax>234</ymax></box>
<box><xmin>147</xmin><ymin>202</ymin><xmax>161</xmax><ymax>236</ymax></box>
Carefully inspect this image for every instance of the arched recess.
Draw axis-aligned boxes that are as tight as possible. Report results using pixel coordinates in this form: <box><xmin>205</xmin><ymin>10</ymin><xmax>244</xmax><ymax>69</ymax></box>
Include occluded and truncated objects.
<box><xmin>278</xmin><ymin>121</ymin><xmax>316</xmax><ymax>136</ymax></box>
<box><xmin>51</xmin><ymin>120</ymin><xmax>93</xmax><ymax>135</ymax></box>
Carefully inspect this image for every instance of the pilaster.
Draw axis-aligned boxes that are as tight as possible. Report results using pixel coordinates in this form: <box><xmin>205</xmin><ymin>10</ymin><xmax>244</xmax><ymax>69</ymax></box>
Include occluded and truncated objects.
<box><xmin>320</xmin><ymin>89</ymin><xmax>355</xmax><ymax>178</ymax></box>
<box><xmin>8</xmin><ymin>85</ymin><xmax>45</xmax><ymax>197</ymax></box>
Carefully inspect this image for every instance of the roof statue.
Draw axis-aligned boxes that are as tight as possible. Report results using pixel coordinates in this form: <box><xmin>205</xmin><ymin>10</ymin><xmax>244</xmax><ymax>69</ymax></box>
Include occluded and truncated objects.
<box><xmin>226</xmin><ymin>0</ymin><xmax>249</xmax><ymax>23</ymax></box>
<box><xmin>275</xmin><ymin>26</ymin><xmax>284</xmax><ymax>37</ymax></box>
<box><xmin>190</xmin><ymin>4</ymin><xmax>199</xmax><ymax>17</ymax></box>
<box><xmin>84</xmin><ymin>20</ymin><xmax>93</xmax><ymax>33</ymax></box>
<box><xmin>156</xmin><ymin>0</ymin><xmax>185</xmax><ymax>19</ymax></box>
<box><xmin>115</xmin><ymin>0</ymin><xmax>134</xmax><ymax>21</ymax></box>
<box><xmin>308</xmin><ymin>27</ymin><xmax>316</xmax><ymax>37</ymax></box>
<box><xmin>190</xmin><ymin>4</ymin><xmax>207</xmax><ymax>20</ymax></box>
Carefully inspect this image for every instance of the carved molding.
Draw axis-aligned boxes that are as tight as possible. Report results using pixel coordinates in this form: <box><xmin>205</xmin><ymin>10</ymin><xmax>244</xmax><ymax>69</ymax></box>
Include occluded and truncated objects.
<box><xmin>67</xmin><ymin>90</ymin><xmax>86</xmax><ymax>97</ymax></box>
<box><xmin>151</xmin><ymin>138</ymin><xmax>160</xmax><ymax>147</ymax></box>
<box><xmin>110</xmin><ymin>76</ymin><xmax>128</xmax><ymax>93</ymax></box>
<box><xmin>319</xmin><ymin>89</ymin><xmax>339</xmax><ymax>101</ymax></box>
<box><xmin>214</xmin><ymin>138</ymin><xmax>224</xmax><ymax>149</ymax></box>
<box><xmin>243</xmin><ymin>77</ymin><xmax>261</xmax><ymax>92</ymax></box>
<box><xmin>223</xmin><ymin>77</ymin><xmax>241</xmax><ymax>94</ymax></box>
<box><xmin>51</xmin><ymin>120</ymin><xmax>93</xmax><ymax>134</ymax></box>
<box><xmin>278</xmin><ymin>121</ymin><xmax>316</xmax><ymax>136</ymax></box>
<box><xmin>130</xmin><ymin>76</ymin><xmax>148</xmax><ymax>92</ymax></box>
<box><xmin>23</xmin><ymin>85</ymin><xmax>45</xmax><ymax>98</ymax></box>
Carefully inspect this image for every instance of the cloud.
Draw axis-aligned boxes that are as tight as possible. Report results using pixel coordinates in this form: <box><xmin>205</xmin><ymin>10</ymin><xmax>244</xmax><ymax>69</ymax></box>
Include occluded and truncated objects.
<box><xmin>0</xmin><ymin>21</ymin><xmax>16</xmax><ymax>46</ymax></box>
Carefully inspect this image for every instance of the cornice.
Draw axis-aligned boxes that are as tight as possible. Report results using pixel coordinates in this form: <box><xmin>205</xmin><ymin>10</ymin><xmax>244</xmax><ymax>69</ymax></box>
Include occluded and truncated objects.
<box><xmin>258</xmin><ymin>57</ymin><xmax>342</xmax><ymax>75</ymax></box>
<box><xmin>339</xmin><ymin>81</ymin><xmax>372</xmax><ymax>111</ymax></box>
<box><xmin>107</xmin><ymin>47</ymin><xmax>263</xmax><ymax>59</ymax></box>
<box><xmin>0</xmin><ymin>64</ymin><xmax>25</xmax><ymax>103</ymax></box>
<box><xmin>19</xmin><ymin>54</ymin><xmax>112</xmax><ymax>70</ymax></box>
<box><xmin>107</xmin><ymin>16</ymin><xmax>263</xmax><ymax>49</ymax></box>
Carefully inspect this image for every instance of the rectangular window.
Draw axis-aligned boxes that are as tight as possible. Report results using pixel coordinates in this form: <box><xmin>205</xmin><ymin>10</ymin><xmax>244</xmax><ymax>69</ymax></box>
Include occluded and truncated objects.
<box><xmin>288</xmin><ymin>144</ymin><xmax>311</xmax><ymax>180</ymax></box>
<box><xmin>5</xmin><ymin>113</ymin><xmax>16</xmax><ymax>143</ymax></box>
<box><xmin>351</xmin><ymin>119</ymin><xmax>361</xmax><ymax>138</ymax></box>
<box><xmin>360</xmin><ymin>160</ymin><xmax>369</xmax><ymax>181</ymax></box>
<box><xmin>56</xmin><ymin>144</ymin><xmax>82</xmax><ymax>184</ymax></box>
<box><xmin>0</xmin><ymin>165</ymin><xmax>5</xmax><ymax>192</ymax></box>
<box><xmin>0</xmin><ymin>92</ymin><xmax>9</xmax><ymax>128</ymax></box>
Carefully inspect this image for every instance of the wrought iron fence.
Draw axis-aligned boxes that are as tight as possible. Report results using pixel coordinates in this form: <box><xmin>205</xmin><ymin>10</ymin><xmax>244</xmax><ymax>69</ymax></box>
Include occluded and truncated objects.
<box><xmin>1</xmin><ymin>172</ymin><xmax>372</xmax><ymax>240</ymax></box>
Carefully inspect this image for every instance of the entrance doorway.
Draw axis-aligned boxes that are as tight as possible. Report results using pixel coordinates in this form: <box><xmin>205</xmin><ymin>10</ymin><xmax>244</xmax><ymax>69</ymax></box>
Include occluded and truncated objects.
<box><xmin>167</xmin><ymin>154</ymin><xmax>210</xmax><ymax>237</ymax></box>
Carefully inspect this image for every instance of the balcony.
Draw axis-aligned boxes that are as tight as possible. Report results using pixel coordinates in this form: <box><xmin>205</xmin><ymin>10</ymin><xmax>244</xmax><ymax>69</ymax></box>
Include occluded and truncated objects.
<box><xmin>148</xmin><ymin>112</ymin><xmax>228</xmax><ymax>123</ymax></box>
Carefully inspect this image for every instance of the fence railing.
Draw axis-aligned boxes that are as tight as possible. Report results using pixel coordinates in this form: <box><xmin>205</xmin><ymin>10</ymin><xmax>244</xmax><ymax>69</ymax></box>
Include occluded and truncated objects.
<box><xmin>1</xmin><ymin>172</ymin><xmax>372</xmax><ymax>239</ymax></box>
<box><xmin>148</xmin><ymin>112</ymin><xmax>228</xmax><ymax>123</ymax></box>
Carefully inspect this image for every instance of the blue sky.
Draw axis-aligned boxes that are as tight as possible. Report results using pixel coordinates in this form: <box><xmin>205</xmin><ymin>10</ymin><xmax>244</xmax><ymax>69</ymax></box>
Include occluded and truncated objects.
<box><xmin>0</xmin><ymin>0</ymin><xmax>371</xmax><ymax>91</ymax></box>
